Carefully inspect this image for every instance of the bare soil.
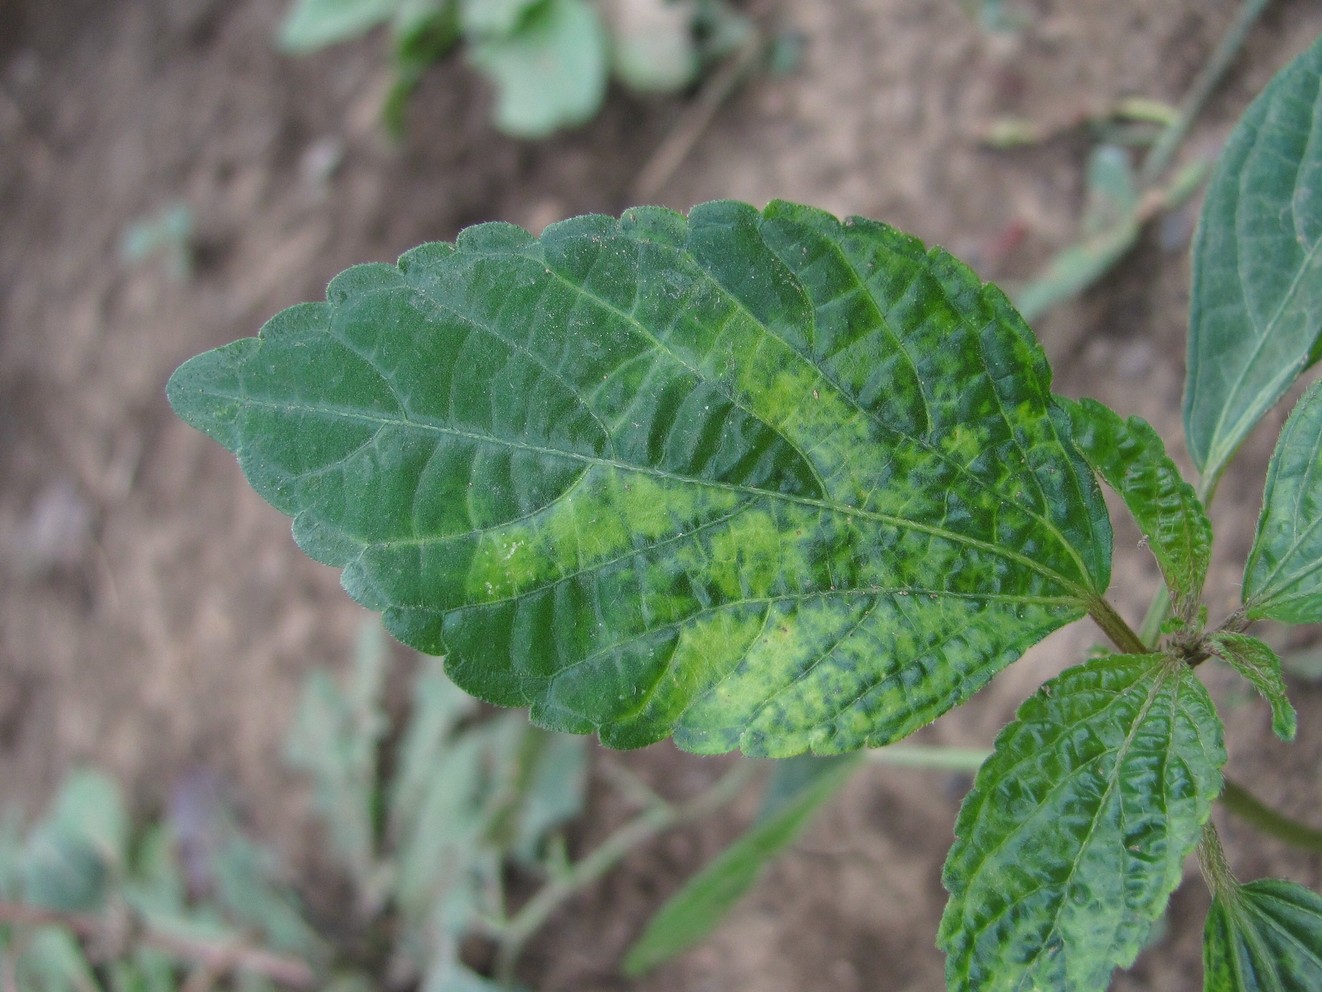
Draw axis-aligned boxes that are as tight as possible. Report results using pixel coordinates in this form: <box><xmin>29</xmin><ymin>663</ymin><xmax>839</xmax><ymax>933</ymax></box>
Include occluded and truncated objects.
<box><xmin>3</xmin><ymin>1</ymin><xmax>1321</xmax><ymax>990</ymax></box>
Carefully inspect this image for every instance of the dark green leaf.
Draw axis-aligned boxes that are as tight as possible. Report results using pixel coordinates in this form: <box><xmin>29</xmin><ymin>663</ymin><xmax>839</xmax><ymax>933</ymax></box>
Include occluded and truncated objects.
<box><xmin>1210</xmin><ymin>632</ymin><xmax>1297</xmax><ymax>741</ymax></box>
<box><xmin>278</xmin><ymin>0</ymin><xmax>398</xmax><ymax>52</ymax></box>
<box><xmin>1184</xmin><ymin>35</ymin><xmax>1322</xmax><ymax>482</ymax></box>
<box><xmin>624</xmin><ymin>753</ymin><xmax>859</xmax><ymax>974</ymax></box>
<box><xmin>468</xmin><ymin>0</ymin><xmax>608</xmax><ymax>137</ymax></box>
<box><xmin>167</xmin><ymin>199</ymin><xmax>1112</xmax><ymax>757</ymax></box>
<box><xmin>939</xmin><ymin>654</ymin><xmax>1225</xmax><ymax>991</ymax></box>
<box><xmin>1204</xmin><ymin>878</ymin><xmax>1322</xmax><ymax>992</ymax></box>
<box><xmin>1061</xmin><ymin>396</ymin><xmax>1211</xmax><ymax>609</ymax></box>
<box><xmin>1243</xmin><ymin>381</ymin><xmax>1322</xmax><ymax>623</ymax></box>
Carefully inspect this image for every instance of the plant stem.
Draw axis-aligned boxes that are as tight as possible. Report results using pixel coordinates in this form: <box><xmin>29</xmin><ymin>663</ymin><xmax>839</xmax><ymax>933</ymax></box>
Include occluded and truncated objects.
<box><xmin>491</xmin><ymin>758</ymin><xmax>761</xmax><ymax>987</ymax></box>
<box><xmin>1087</xmin><ymin>596</ymin><xmax>1150</xmax><ymax>656</ymax></box>
<box><xmin>0</xmin><ymin>901</ymin><xmax>317</xmax><ymax>989</ymax></box>
<box><xmin>866</xmin><ymin>744</ymin><xmax>991</xmax><ymax>772</ymax></box>
<box><xmin>1137</xmin><ymin>584</ymin><xmax>1172</xmax><ymax>648</ymax></box>
<box><xmin>1220</xmin><ymin>778</ymin><xmax>1322</xmax><ymax>853</ymax></box>
<box><xmin>1197</xmin><ymin>820</ymin><xmax>1239</xmax><ymax>902</ymax></box>
<box><xmin>1138</xmin><ymin>0</ymin><xmax>1272</xmax><ymax>188</ymax></box>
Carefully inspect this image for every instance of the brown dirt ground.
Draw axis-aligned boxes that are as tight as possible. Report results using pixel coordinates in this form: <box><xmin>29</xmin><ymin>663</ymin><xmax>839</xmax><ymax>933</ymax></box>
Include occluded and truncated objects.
<box><xmin>3</xmin><ymin>1</ymin><xmax>1322</xmax><ymax>990</ymax></box>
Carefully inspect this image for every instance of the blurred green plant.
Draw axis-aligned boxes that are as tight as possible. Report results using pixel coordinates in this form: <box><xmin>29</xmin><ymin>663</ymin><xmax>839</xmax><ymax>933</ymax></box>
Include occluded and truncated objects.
<box><xmin>119</xmin><ymin>202</ymin><xmax>195</xmax><ymax>282</ymax></box>
<box><xmin>277</xmin><ymin>0</ymin><xmax>753</xmax><ymax>137</ymax></box>
<box><xmin>167</xmin><ymin>24</ymin><xmax>1322</xmax><ymax>991</ymax></box>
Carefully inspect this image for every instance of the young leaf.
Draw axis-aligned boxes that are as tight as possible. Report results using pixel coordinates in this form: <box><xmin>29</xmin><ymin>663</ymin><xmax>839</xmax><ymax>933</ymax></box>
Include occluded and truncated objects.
<box><xmin>1184</xmin><ymin>35</ymin><xmax>1322</xmax><ymax>483</ymax></box>
<box><xmin>468</xmin><ymin>0</ymin><xmax>608</xmax><ymax>138</ymax></box>
<box><xmin>1060</xmin><ymin>396</ymin><xmax>1211</xmax><ymax>609</ymax></box>
<box><xmin>1209</xmin><ymin>632</ymin><xmax>1297</xmax><ymax>742</ymax></box>
<box><xmin>939</xmin><ymin>654</ymin><xmax>1225</xmax><ymax>992</ymax></box>
<box><xmin>624</xmin><ymin>753</ymin><xmax>860</xmax><ymax>974</ymax></box>
<box><xmin>1243</xmin><ymin>380</ymin><xmax>1322</xmax><ymax>624</ymax></box>
<box><xmin>167</xmin><ymin>199</ymin><xmax>1112</xmax><ymax>758</ymax></box>
<box><xmin>1203</xmin><ymin>879</ymin><xmax>1322</xmax><ymax>991</ymax></box>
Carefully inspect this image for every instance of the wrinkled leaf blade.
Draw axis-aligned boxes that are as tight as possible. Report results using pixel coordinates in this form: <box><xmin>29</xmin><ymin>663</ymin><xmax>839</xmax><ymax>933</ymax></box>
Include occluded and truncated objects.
<box><xmin>279</xmin><ymin>0</ymin><xmax>399</xmax><ymax>51</ymax></box>
<box><xmin>1184</xmin><ymin>36</ymin><xmax>1322</xmax><ymax>481</ymax></box>
<box><xmin>939</xmin><ymin>654</ymin><xmax>1225</xmax><ymax>992</ymax></box>
<box><xmin>1204</xmin><ymin>879</ymin><xmax>1322</xmax><ymax>991</ymax></box>
<box><xmin>1210</xmin><ymin>632</ymin><xmax>1297</xmax><ymax>741</ymax></box>
<box><xmin>468</xmin><ymin>0</ymin><xmax>608</xmax><ymax>138</ymax></box>
<box><xmin>1243</xmin><ymin>380</ymin><xmax>1322</xmax><ymax>623</ymax></box>
<box><xmin>1061</xmin><ymin>397</ymin><xmax>1211</xmax><ymax>607</ymax></box>
<box><xmin>624</xmin><ymin>753</ymin><xmax>859</xmax><ymax>974</ymax></box>
<box><xmin>168</xmin><ymin>199</ymin><xmax>1111</xmax><ymax>758</ymax></box>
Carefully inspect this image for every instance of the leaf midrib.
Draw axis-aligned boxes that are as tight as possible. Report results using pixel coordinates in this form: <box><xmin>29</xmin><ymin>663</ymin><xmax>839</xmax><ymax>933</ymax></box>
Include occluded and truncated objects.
<box><xmin>499</xmin><ymin>238</ymin><xmax>1100</xmax><ymax>592</ymax></box>
<box><xmin>1204</xmin><ymin>151</ymin><xmax>1322</xmax><ymax>473</ymax></box>
<box><xmin>955</xmin><ymin>658</ymin><xmax>1175</xmax><ymax>983</ymax></box>
<box><xmin>222</xmin><ymin>387</ymin><xmax>1095</xmax><ymax>601</ymax></box>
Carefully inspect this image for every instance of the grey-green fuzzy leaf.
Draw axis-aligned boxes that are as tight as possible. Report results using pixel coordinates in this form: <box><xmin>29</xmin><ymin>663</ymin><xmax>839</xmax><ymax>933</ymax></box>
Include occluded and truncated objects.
<box><xmin>1243</xmin><ymin>380</ymin><xmax>1322</xmax><ymax>623</ymax></box>
<box><xmin>1184</xmin><ymin>35</ymin><xmax>1322</xmax><ymax>482</ymax></box>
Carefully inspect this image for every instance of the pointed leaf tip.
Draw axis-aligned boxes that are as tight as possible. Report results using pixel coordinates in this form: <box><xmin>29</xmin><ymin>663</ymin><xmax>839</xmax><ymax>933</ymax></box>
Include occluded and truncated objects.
<box><xmin>1244</xmin><ymin>380</ymin><xmax>1322</xmax><ymax>625</ymax></box>
<box><xmin>1211</xmin><ymin>632</ymin><xmax>1297</xmax><ymax>742</ymax></box>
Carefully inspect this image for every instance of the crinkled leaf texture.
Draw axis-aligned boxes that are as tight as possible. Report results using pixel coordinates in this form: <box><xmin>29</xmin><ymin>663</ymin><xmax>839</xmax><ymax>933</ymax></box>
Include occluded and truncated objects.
<box><xmin>939</xmin><ymin>654</ymin><xmax>1225</xmax><ymax>992</ymax></box>
<box><xmin>1060</xmin><ymin>397</ymin><xmax>1211</xmax><ymax>609</ymax></box>
<box><xmin>1204</xmin><ymin>879</ymin><xmax>1322</xmax><ymax>992</ymax></box>
<box><xmin>167</xmin><ymin>199</ymin><xmax>1112</xmax><ymax>757</ymax></box>
<box><xmin>1244</xmin><ymin>380</ymin><xmax>1322</xmax><ymax>624</ymax></box>
<box><xmin>1184</xmin><ymin>34</ymin><xmax>1322</xmax><ymax>482</ymax></box>
<box><xmin>1209</xmin><ymin>632</ymin><xmax>1297</xmax><ymax>742</ymax></box>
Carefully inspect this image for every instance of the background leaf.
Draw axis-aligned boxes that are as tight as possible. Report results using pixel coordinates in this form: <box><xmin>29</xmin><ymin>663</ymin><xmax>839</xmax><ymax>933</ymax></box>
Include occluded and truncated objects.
<box><xmin>1210</xmin><ymin>632</ymin><xmax>1297</xmax><ymax>741</ymax></box>
<box><xmin>22</xmin><ymin>771</ymin><xmax>128</xmax><ymax>912</ymax></box>
<box><xmin>1203</xmin><ymin>878</ymin><xmax>1322</xmax><ymax>991</ymax></box>
<box><xmin>279</xmin><ymin>0</ymin><xmax>400</xmax><ymax>51</ymax></box>
<box><xmin>623</xmin><ymin>753</ymin><xmax>859</xmax><ymax>974</ymax></box>
<box><xmin>1184</xmin><ymin>35</ymin><xmax>1322</xmax><ymax>483</ymax></box>
<box><xmin>1243</xmin><ymin>380</ymin><xmax>1322</xmax><ymax>623</ymax></box>
<box><xmin>939</xmin><ymin>654</ymin><xmax>1225</xmax><ymax>991</ymax></box>
<box><xmin>468</xmin><ymin>0</ymin><xmax>608</xmax><ymax>138</ymax></box>
<box><xmin>167</xmin><ymin>199</ymin><xmax>1112</xmax><ymax>758</ymax></box>
<box><xmin>1060</xmin><ymin>396</ymin><xmax>1211</xmax><ymax>609</ymax></box>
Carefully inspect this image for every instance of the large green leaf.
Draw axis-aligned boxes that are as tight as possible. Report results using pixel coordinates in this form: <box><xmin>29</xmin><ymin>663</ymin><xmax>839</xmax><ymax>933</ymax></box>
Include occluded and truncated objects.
<box><xmin>167</xmin><ymin>199</ymin><xmax>1112</xmax><ymax>757</ymax></box>
<box><xmin>939</xmin><ymin>654</ymin><xmax>1225</xmax><ymax>991</ymax></box>
<box><xmin>1204</xmin><ymin>879</ymin><xmax>1322</xmax><ymax>991</ymax></box>
<box><xmin>624</xmin><ymin>753</ymin><xmax>859</xmax><ymax>974</ymax></box>
<box><xmin>1060</xmin><ymin>396</ymin><xmax>1211</xmax><ymax>610</ymax></box>
<box><xmin>1184</xmin><ymin>35</ymin><xmax>1322</xmax><ymax>482</ymax></box>
<box><xmin>1243</xmin><ymin>380</ymin><xmax>1322</xmax><ymax>623</ymax></box>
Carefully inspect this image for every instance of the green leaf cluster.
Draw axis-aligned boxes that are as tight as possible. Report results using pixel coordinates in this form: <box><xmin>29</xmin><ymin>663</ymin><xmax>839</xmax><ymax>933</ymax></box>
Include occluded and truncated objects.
<box><xmin>283</xmin><ymin>621</ymin><xmax>589</xmax><ymax>990</ymax></box>
<box><xmin>277</xmin><ymin>0</ymin><xmax>752</xmax><ymax>137</ymax></box>
<box><xmin>168</xmin><ymin>30</ymin><xmax>1322</xmax><ymax>992</ymax></box>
